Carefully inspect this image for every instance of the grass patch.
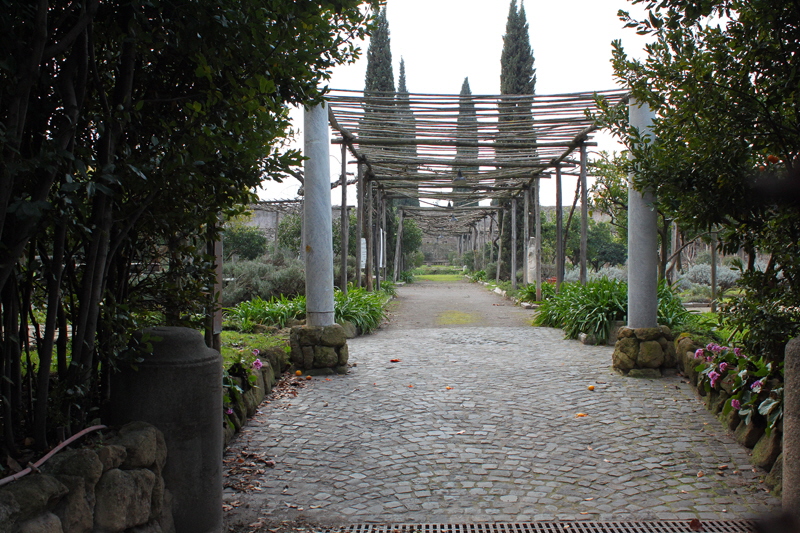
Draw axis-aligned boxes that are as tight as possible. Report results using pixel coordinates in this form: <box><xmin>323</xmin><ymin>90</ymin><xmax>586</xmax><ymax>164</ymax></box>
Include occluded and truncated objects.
<box><xmin>219</xmin><ymin>330</ymin><xmax>288</xmax><ymax>367</ymax></box>
<box><xmin>436</xmin><ymin>310</ymin><xmax>478</xmax><ymax>325</ymax></box>
<box><xmin>416</xmin><ymin>274</ymin><xmax>465</xmax><ymax>282</ymax></box>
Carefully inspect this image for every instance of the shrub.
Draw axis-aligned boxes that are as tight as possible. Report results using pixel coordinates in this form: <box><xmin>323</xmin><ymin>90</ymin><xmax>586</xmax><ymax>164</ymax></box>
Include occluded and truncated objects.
<box><xmin>517</xmin><ymin>282</ymin><xmax>556</xmax><ymax>303</ymax></box>
<box><xmin>223</xmin><ymin>224</ymin><xmax>268</xmax><ymax>261</ymax></box>
<box><xmin>398</xmin><ymin>270</ymin><xmax>415</xmax><ymax>283</ymax></box>
<box><xmin>334</xmin><ymin>287</ymin><xmax>390</xmax><ymax>334</ymax></box>
<box><xmin>468</xmin><ymin>270</ymin><xmax>487</xmax><ymax>282</ymax></box>
<box><xmin>682</xmin><ymin>263</ymin><xmax>741</xmax><ymax>293</ymax></box>
<box><xmin>221</xmin><ymin>249</ymin><xmax>305</xmax><ymax>307</ymax></box>
<box><xmin>535</xmin><ymin>278</ymin><xmax>689</xmax><ymax>343</ymax></box>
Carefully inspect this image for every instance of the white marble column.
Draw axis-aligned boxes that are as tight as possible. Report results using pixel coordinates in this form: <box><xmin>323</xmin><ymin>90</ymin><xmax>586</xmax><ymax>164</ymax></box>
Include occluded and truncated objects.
<box><xmin>627</xmin><ymin>99</ymin><xmax>659</xmax><ymax>328</ymax></box>
<box><xmin>303</xmin><ymin>103</ymin><xmax>334</xmax><ymax>326</ymax></box>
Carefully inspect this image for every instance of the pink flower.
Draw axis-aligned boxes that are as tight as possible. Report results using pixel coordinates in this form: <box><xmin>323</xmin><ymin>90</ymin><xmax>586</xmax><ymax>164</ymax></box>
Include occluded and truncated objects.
<box><xmin>252</xmin><ymin>349</ymin><xmax>260</xmax><ymax>356</ymax></box>
<box><xmin>751</xmin><ymin>379</ymin><xmax>763</xmax><ymax>393</ymax></box>
<box><xmin>719</xmin><ymin>362</ymin><xmax>729</xmax><ymax>372</ymax></box>
<box><xmin>730</xmin><ymin>399</ymin><xmax>741</xmax><ymax>410</ymax></box>
<box><xmin>226</xmin><ymin>408</ymin><xmax>234</xmax><ymax>415</ymax></box>
<box><xmin>708</xmin><ymin>370</ymin><xmax>721</xmax><ymax>387</ymax></box>
<box><xmin>694</xmin><ymin>348</ymin><xmax>704</xmax><ymax>359</ymax></box>
<box><xmin>734</xmin><ymin>347</ymin><xmax>743</xmax><ymax>357</ymax></box>
<box><xmin>252</xmin><ymin>358</ymin><xmax>263</xmax><ymax>370</ymax></box>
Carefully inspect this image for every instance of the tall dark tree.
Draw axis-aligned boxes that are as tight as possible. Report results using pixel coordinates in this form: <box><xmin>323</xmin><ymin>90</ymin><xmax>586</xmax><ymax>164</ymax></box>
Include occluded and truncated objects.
<box><xmin>364</xmin><ymin>7</ymin><xmax>395</xmax><ymax>96</ymax></box>
<box><xmin>496</xmin><ymin>0</ymin><xmax>536</xmax><ymax>276</ymax></box>
<box><xmin>394</xmin><ymin>58</ymin><xmax>419</xmax><ymax>207</ymax></box>
<box><xmin>454</xmin><ymin>77</ymin><xmax>479</xmax><ymax>207</ymax></box>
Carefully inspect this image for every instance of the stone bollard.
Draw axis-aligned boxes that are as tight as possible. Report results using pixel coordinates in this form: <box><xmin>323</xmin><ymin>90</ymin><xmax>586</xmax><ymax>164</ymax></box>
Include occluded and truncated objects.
<box><xmin>110</xmin><ymin>327</ymin><xmax>222</xmax><ymax>533</ymax></box>
<box><xmin>784</xmin><ymin>337</ymin><xmax>800</xmax><ymax>520</ymax></box>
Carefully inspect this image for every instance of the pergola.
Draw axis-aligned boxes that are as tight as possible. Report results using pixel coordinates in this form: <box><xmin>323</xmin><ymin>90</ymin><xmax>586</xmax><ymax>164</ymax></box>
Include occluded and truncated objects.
<box><xmin>323</xmin><ymin>88</ymin><xmax>628</xmax><ymax>295</ymax></box>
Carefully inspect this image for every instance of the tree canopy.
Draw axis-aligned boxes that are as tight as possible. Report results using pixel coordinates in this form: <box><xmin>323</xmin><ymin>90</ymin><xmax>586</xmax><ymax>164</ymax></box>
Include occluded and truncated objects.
<box><xmin>0</xmin><ymin>0</ymin><xmax>378</xmax><ymax>453</ymax></box>
<box><xmin>597</xmin><ymin>0</ymin><xmax>800</xmax><ymax>358</ymax></box>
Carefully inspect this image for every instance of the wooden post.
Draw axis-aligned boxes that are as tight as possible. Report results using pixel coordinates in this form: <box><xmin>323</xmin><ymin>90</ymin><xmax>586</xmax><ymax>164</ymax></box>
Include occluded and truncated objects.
<box><xmin>523</xmin><ymin>186</ymin><xmax>530</xmax><ymax>285</ymax></box>
<box><xmin>534</xmin><ymin>177</ymin><xmax>542</xmax><ymax>301</ymax></box>
<box><xmin>511</xmin><ymin>198</ymin><xmax>517</xmax><ymax>290</ymax></box>
<box><xmin>355</xmin><ymin>163</ymin><xmax>363</xmax><ymax>288</ymax></box>
<box><xmin>380</xmin><ymin>193</ymin><xmax>387</xmax><ymax>285</ymax></box>
<box><xmin>393</xmin><ymin>209</ymin><xmax>404</xmax><ymax>282</ymax></box>
<box><xmin>340</xmin><ymin>143</ymin><xmax>348</xmax><ymax>294</ymax></box>
<box><xmin>580</xmin><ymin>143</ymin><xmax>588</xmax><ymax>285</ymax></box>
<box><xmin>365</xmin><ymin>180</ymin><xmax>374</xmax><ymax>291</ymax></box>
<box><xmin>495</xmin><ymin>210</ymin><xmax>504</xmax><ymax>283</ymax></box>
<box><xmin>556</xmin><ymin>164</ymin><xmax>564</xmax><ymax>291</ymax></box>
<box><xmin>711</xmin><ymin>233</ymin><xmax>718</xmax><ymax>313</ymax></box>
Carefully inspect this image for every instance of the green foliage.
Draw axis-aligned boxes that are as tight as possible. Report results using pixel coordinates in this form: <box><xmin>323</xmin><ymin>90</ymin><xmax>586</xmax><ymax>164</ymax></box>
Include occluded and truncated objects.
<box><xmin>596</xmin><ymin>0</ymin><xmax>800</xmax><ymax>360</ymax></box>
<box><xmin>277</xmin><ymin>213</ymin><xmax>303</xmax><ymax>254</ymax></box>
<box><xmin>221</xmin><ymin>246</ymin><xmax>305</xmax><ymax>307</ymax></box>
<box><xmin>517</xmin><ymin>282</ymin><xmax>556</xmax><ymax>303</ymax></box>
<box><xmin>535</xmin><ymin>278</ymin><xmax>689</xmax><ymax>342</ymax></box>
<box><xmin>398</xmin><ymin>271</ymin><xmax>415</xmax><ymax>283</ymax></box>
<box><xmin>0</xmin><ymin>0</ymin><xmax>378</xmax><ymax>449</ymax></box>
<box><xmin>468</xmin><ymin>270</ymin><xmax>487</xmax><ymax>283</ymax></box>
<box><xmin>335</xmin><ymin>287</ymin><xmax>390</xmax><ymax>334</ymax></box>
<box><xmin>364</xmin><ymin>7</ymin><xmax>394</xmax><ymax>95</ymax></box>
<box><xmin>223</xmin><ymin>223</ymin><xmax>268</xmax><ymax>261</ymax></box>
<box><xmin>225</xmin><ymin>285</ymin><xmax>392</xmax><ymax>335</ymax></box>
<box><xmin>500</xmin><ymin>0</ymin><xmax>535</xmax><ymax>96</ymax></box>
<box><xmin>695</xmin><ymin>343</ymin><xmax>783</xmax><ymax>434</ymax></box>
<box><xmin>225</xmin><ymin>295</ymin><xmax>307</xmax><ymax>332</ymax></box>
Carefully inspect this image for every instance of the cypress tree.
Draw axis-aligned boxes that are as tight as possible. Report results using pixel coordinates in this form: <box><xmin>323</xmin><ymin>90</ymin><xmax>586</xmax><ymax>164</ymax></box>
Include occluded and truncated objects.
<box><xmin>454</xmin><ymin>77</ymin><xmax>479</xmax><ymax>207</ymax></box>
<box><xmin>497</xmin><ymin>0</ymin><xmax>536</xmax><ymax>279</ymax></box>
<box><xmin>364</xmin><ymin>7</ymin><xmax>395</xmax><ymax>96</ymax></box>
<box><xmin>395</xmin><ymin>58</ymin><xmax>419</xmax><ymax>207</ymax></box>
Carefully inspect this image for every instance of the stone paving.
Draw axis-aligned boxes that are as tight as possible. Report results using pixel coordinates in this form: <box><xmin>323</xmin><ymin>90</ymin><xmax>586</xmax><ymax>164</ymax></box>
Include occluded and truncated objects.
<box><xmin>223</xmin><ymin>282</ymin><xmax>780</xmax><ymax>529</ymax></box>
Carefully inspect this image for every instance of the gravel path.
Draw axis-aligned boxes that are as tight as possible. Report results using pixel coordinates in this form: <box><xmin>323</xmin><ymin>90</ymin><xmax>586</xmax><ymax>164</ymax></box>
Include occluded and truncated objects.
<box><xmin>223</xmin><ymin>280</ymin><xmax>780</xmax><ymax>531</ymax></box>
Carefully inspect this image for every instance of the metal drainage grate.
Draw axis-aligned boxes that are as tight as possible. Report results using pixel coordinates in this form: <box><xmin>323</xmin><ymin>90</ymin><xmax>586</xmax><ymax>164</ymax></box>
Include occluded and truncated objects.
<box><xmin>327</xmin><ymin>522</ymin><xmax>756</xmax><ymax>533</ymax></box>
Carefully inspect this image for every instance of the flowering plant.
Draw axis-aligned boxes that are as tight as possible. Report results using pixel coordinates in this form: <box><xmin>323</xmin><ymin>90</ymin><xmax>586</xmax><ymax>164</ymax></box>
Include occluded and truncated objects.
<box><xmin>694</xmin><ymin>343</ymin><xmax>783</xmax><ymax>432</ymax></box>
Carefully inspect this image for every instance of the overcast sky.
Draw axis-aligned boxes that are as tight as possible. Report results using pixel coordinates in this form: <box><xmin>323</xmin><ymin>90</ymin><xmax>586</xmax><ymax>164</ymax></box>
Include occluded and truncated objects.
<box><xmin>260</xmin><ymin>0</ymin><xmax>652</xmax><ymax>204</ymax></box>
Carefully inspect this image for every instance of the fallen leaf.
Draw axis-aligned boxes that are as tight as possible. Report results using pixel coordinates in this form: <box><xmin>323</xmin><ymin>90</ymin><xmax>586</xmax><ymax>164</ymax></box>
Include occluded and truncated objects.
<box><xmin>390</xmin><ymin>359</ymin><xmax>401</xmax><ymax>363</ymax></box>
<box><xmin>718</xmin><ymin>464</ymin><xmax>728</xmax><ymax>470</ymax></box>
<box><xmin>408</xmin><ymin>384</ymin><xmax>414</xmax><ymax>388</ymax></box>
<box><xmin>584</xmin><ymin>497</ymin><xmax>594</xmax><ymax>501</ymax></box>
<box><xmin>575</xmin><ymin>413</ymin><xmax>587</xmax><ymax>418</ymax></box>
<box><xmin>697</xmin><ymin>471</ymin><xmax>704</xmax><ymax>478</ymax></box>
<box><xmin>456</xmin><ymin>430</ymin><xmax>465</xmax><ymax>434</ymax></box>
<box><xmin>689</xmin><ymin>518</ymin><xmax>703</xmax><ymax>531</ymax></box>
<box><xmin>445</xmin><ymin>386</ymin><xmax>453</xmax><ymax>390</ymax></box>
<box><xmin>580</xmin><ymin>512</ymin><xmax>589</xmax><ymax>515</ymax></box>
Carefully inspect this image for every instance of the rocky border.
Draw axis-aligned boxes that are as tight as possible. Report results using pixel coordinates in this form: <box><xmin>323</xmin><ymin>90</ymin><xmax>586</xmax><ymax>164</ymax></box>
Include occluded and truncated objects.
<box><xmin>674</xmin><ymin>335</ymin><xmax>783</xmax><ymax>496</ymax></box>
<box><xmin>0</xmin><ymin>421</ymin><xmax>172</xmax><ymax>533</ymax></box>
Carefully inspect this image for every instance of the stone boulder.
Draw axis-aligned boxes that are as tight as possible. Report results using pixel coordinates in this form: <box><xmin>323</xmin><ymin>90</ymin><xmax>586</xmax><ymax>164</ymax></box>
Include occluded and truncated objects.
<box><xmin>612</xmin><ymin>337</ymin><xmax>638</xmax><ymax>371</ymax></box>
<box><xmin>634</xmin><ymin>327</ymin><xmax>663</xmax><ymax>341</ymax></box>
<box><xmin>0</xmin><ymin>490</ymin><xmax>20</xmax><ymax>533</ymax></box>
<box><xmin>110</xmin><ymin>422</ymin><xmax>166</xmax><ymax>471</ymax></box>
<box><xmin>97</xmin><ymin>445</ymin><xmax>127</xmax><ymax>472</ymax></box>
<box><xmin>51</xmin><ymin>475</ymin><xmax>93</xmax><ymax>533</ymax></box>
<box><xmin>290</xmin><ymin>324</ymin><xmax>348</xmax><ymax>371</ymax></box>
<box><xmin>94</xmin><ymin>468</ymin><xmax>156</xmax><ymax>532</ymax></box>
<box><xmin>751</xmin><ymin>430</ymin><xmax>782</xmax><ymax>471</ymax></box>
<box><xmin>765</xmin><ymin>453</ymin><xmax>783</xmax><ymax>497</ymax></box>
<box><xmin>44</xmin><ymin>449</ymin><xmax>103</xmax><ymax>495</ymax></box>
<box><xmin>637</xmin><ymin>340</ymin><xmax>664</xmax><ymax>369</ymax></box>
<box><xmin>18</xmin><ymin>512</ymin><xmax>63</xmax><ymax>533</ymax></box>
<box><xmin>0</xmin><ymin>474</ymin><xmax>67</xmax><ymax>522</ymax></box>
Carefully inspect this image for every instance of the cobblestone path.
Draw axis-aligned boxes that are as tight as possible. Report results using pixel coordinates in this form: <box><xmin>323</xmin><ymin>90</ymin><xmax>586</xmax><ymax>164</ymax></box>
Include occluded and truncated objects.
<box><xmin>223</xmin><ymin>281</ymin><xmax>780</xmax><ymax>529</ymax></box>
